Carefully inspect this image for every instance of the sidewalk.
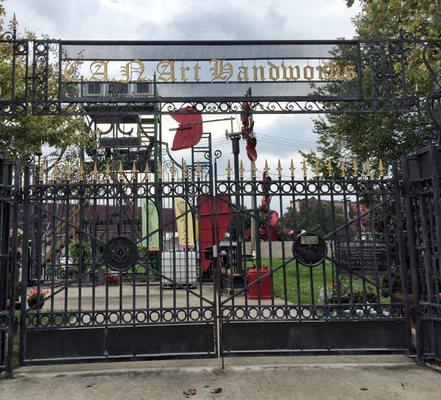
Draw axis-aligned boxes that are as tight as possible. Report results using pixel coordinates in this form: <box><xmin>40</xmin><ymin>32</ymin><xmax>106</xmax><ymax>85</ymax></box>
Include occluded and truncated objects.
<box><xmin>1</xmin><ymin>355</ymin><xmax>440</xmax><ymax>400</ymax></box>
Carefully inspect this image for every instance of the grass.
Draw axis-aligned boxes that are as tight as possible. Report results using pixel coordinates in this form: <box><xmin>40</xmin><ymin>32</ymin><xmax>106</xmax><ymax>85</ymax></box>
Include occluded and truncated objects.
<box><xmin>256</xmin><ymin>258</ymin><xmax>388</xmax><ymax>305</ymax></box>
<box><xmin>267</xmin><ymin>258</ymin><xmax>333</xmax><ymax>304</ymax></box>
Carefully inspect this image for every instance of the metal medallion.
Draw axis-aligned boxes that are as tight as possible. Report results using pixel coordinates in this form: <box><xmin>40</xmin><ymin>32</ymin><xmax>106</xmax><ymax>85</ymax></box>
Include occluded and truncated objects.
<box><xmin>292</xmin><ymin>232</ymin><xmax>327</xmax><ymax>267</ymax></box>
<box><xmin>102</xmin><ymin>236</ymin><xmax>139</xmax><ymax>272</ymax></box>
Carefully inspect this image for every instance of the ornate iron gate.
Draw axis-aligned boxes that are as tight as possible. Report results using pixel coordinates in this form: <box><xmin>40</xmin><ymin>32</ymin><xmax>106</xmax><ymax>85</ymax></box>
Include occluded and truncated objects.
<box><xmin>0</xmin><ymin>33</ymin><xmax>439</xmax><ymax>368</ymax></box>
<box><xmin>18</xmin><ymin>146</ymin><xmax>221</xmax><ymax>363</ymax></box>
<box><xmin>214</xmin><ymin>159</ymin><xmax>409</xmax><ymax>355</ymax></box>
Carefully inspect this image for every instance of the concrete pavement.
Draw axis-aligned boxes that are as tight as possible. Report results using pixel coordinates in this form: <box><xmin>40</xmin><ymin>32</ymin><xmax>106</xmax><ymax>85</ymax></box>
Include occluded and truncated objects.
<box><xmin>1</xmin><ymin>355</ymin><xmax>440</xmax><ymax>400</ymax></box>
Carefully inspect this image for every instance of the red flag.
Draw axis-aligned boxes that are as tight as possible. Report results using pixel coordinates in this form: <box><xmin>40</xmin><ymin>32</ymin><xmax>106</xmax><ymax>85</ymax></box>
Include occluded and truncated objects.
<box><xmin>171</xmin><ymin>106</ymin><xmax>203</xmax><ymax>151</ymax></box>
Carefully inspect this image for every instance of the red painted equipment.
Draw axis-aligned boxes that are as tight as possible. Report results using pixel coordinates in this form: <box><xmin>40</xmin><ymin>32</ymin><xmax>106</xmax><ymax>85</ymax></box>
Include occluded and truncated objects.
<box><xmin>171</xmin><ymin>106</ymin><xmax>203</xmax><ymax>151</ymax></box>
<box><xmin>247</xmin><ymin>266</ymin><xmax>272</xmax><ymax>300</ymax></box>
<box><xmin>198</xmin><ymin>195</ymin><xmax>231</xmax><ymax>272</ymax></box>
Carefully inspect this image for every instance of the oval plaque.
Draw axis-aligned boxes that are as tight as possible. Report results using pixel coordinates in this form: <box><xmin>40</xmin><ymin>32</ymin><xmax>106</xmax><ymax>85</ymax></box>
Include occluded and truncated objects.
<box><xmin>102</xmin><ymin>236</ymin><xmax>139</xmax><ymax>272</ymax></box>
<box><xmin>292</xmin><ymin>232</ymin><xmax>327</xmax><ymax>267</ymax></box>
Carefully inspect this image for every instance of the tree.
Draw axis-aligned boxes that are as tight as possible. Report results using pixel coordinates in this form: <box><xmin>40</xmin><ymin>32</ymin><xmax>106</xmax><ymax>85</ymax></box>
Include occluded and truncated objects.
<box><xmin>306</xmin><ymin>1</ymin><xmax>441</xmax><ymax>174</ymax></box>
<box><xmin>282</xmin><ymin>198</ymin><xmax>349</xmax><ymax>236</ymax></box>
<box><xmin>0</xmin><ymin>2</ymin><xmax>85</xmax><ymax>161</ymax></box>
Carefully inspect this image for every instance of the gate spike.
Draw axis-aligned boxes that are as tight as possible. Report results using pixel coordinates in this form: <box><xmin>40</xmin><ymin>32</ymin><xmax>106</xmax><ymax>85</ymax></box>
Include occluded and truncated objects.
<box><xmin>104</xmin><ymin>161</ymin><xmax>111</xmax><ymax>182</ymax></box>
<box><xmin>144</xmin><ymin>161</ymin><xmax>150</xmax><ymax>181</ymax></box>
<box><xmin>131</xmin><ymin>161</ymin><xmax>137</xmax><ymax>180</ymax></box>
<box><xmin>276</xmin><ymin>159</ymin><xmax>282</xmax><ymax>178</ymax></box>
<box><xmin>170</xmin><ymin>165</ymin><xmax>177</xmax><ymax>181</ymax></box>
<box><xmin>352</xmin><ymin>159</ymin><xmax>359</xmax><ymax>176</ymax></box>
<box><xmin>339</xmin><ymin>160</ymin><xmax>346</xmax><ymax>177</ymax></box>
<box><xmin>92</xmin><ymin>162</ymin><xmax>98</xmax><ymax>181</ymax></box>
<box><xmin>378</xmin><ymin>159</ymin><xmax>385</xmax><ymax>177</ymax></box>
<box><xmin>250</xmin><ymin>160</ymin><xmax>257</xmax><ymax>179</ymax></box>
<box><xmin>289</xmin><ymin>159</ymin><xmax>295</xmax><ymax>178</ymax></box>
<box><xmin>263</xmin><ymin>159</ymin><xmax>269</xmax><ymax>174</ymax></box>
<box><xmin>327</xmin><ymin>160</ymin><xmax>333</xmax><ymax>176</ymax></box>
<box><xmin>11</xmin><ymin>13</ymin><xmax>17</xmax><ymax>32</ymax></box>
<box><xmin>52</xmin><ymin>164</ymin><xmax>60</xmax><ymax>182</ymax></box>
<box><xmin>301</xmin><ymin>158</ymin><xmax>307</xmax><ymax>179</ymax></box>
<box><xmin>313</xmin><ymin>162</ymin><xmax>320</xmax><ymax>177</ymax></box>
<box><xmin>65</xmin><ymin>162</ymin><xmax>72</xmax><ymax>181</ymax></box>
<box><xmin>157</xmin><ymin>162</ymin><xmax>163</xmax><ymax>180</ymax></box>
<box><xmin>364</xmin><ymin>160</ymin><xmax>372</xmax><ymax>176</ymax></box>
<box><xmin>239</xmin><ymin>160</ymin><xmax>244</xmax><ymax>179</ymax></box>
<box><xmin>118</xmin><ymin>160</ymin><xmax>124</xmax><ymax>181</ymax></box>
<box><xmin>226</xmin><ymin>160</ymin><xmax>232</xmax><ymax>180</ymax></box>
<box><xmin>79</xmin><ymin>163</ymin><xmax>85</xmax><ymax>181</ymax></box>
<box><xmin>195</xmin><ymin>162</ymin><xmax>202</xmax><ymax>179</ymax></box>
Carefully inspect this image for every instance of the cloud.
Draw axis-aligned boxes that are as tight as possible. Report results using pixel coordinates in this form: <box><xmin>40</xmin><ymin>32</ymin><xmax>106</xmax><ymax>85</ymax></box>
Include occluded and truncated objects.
<box><xmin>5</xmin><ymin>0</ymin><xmax>359</xmax><ymax>40</ymax></box>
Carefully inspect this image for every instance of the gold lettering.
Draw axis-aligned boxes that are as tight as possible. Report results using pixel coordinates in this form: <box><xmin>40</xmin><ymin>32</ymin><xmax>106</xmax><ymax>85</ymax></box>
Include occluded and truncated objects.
<box><xmin>179</xmin><ymin>65</ymin><xmax>190</xmax><ymax>82</ymax></box>
<box><xmin>252</xmin><ymin>65</ymin><xmax>265</xmax><ymax>81</ymax></box>
<box><xmin>281</xmin><ymin>63</ymin><xmax>300</xmax><ymax>81</ymax></box>
<box><xmin>193</xmin><ymin>62</ymin><xmax>201</xmax><ymax>82</ymax></box>
<box><xmin>303</xmin><ymin>65</ymin><xmax>314</xmax><ymax>81</ymax></box>
<box><xmin>90</xmin><ymin>60</ymin><xmax>108</xmax><ymax>82</ymax></box>
<box><xmin>131</xmin><ymin>59</ymin><xmax>150</xmax><ymax>82</ymax></box>
<box><xmin>316</xmin><ymin>65</ymin><xmax>328</xmax><ymax>80</ymax></box>
<box><xmin>62</xmin><ymin>60</ymin><xmax>83</xmax><ymax>82</ymax></box>
<box><xmin>329</xmin><ymin>61</ymin><xmax>341</xmax><ymax>80</ymax></box>
<box><xmin>237</xmin><ymin>65</ymin><xmax>249</xmax><ymax>81</ymax></box>
<box><xmin>267</xmin><ymin>61</ymin><xmax>280</xmax><ymax>81</ymax></box>
<box><xmin>210</xmin><ymin>59</ymin><xmax>233</xmax><ymax>82</ymax></box>
<box><xmin>344</xmin><ymin>65</ymin><xmax>357</xmax><ymax>80</ymax></box>
<box><xmin>157</xmin><ymin>60</ymin><xmax>176</xmax><ymax>82</ymax></box>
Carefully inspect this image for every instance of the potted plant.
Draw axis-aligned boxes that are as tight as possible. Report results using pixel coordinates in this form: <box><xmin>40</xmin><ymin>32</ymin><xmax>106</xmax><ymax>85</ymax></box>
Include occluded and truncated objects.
<box><xmin>27</xmin><ymin>288</ymin><xmax>48</xmax><ymax>310</ymax></box>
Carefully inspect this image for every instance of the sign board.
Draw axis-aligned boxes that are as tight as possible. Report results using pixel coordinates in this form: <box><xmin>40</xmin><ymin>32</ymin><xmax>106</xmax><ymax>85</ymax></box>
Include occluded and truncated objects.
<box><xmin>59</xmin><ymin>41</ymin><xmax>362</xmax><ymax>103</ymax></box>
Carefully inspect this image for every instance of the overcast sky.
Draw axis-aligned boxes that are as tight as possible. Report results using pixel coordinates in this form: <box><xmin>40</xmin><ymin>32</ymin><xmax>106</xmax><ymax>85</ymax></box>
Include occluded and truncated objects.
<box><xmin>4</xmin><ymin>0</ymin><xmax>360</xmax><ymax>176</ymax></box>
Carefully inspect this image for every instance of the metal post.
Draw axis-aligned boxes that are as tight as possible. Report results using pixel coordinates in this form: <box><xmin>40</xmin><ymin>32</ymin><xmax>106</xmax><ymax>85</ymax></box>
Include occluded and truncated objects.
<box><xmin>19</xmin><ymin>157</ymin><xmax>31</xmax><ymax>366</ymax></box>
<box><xmin>228</xmin><ymin>131</ymin><xmax>243</xmax><ymax>276</ymax></box>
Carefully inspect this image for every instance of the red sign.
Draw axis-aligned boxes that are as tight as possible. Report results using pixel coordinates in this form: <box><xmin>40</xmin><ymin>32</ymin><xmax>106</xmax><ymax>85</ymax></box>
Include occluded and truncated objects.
<box><xmin>171</xmin><ymin>106</ymin><xmax>203</xmax><ymax>151</ymax></box>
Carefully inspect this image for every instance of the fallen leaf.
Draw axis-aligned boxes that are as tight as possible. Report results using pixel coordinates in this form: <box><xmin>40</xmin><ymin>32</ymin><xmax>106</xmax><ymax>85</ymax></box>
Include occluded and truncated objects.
<box><xmin>211</xmin><ymin>387</ymin><xmax>222</xmax><ymax>394</ymax></box>
<box><xmin>360</xmin><ymin>387</ymin><xmax>368</xmax><ymax>391</ymax></box>
<box><xmin>183</xmin><ymin>387</ymin><xmax>197</xmax><ymax>397</ymax></box>
<box><xmin>204</xmin><ymin>385</ymin><xmax>210</xmax><ymax>388</ymax></box>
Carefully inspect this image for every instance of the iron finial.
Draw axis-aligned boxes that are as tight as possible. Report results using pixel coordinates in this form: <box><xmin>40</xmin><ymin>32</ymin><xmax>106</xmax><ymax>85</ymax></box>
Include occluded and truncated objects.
<box><xmin>276</xmin><ymin>159</ymin><xmax>282</xmax><ymax>178</ymax></box>
<box><xmin>378</xmin><ymin>159</ymin><xmax>385</xmax><ymax>177</ymax></box>
<box><xmin>239</xmin><ymin>160</ymin><xmax>244</xmax><ymax>179</ymax></box>
<box><xmin>226</xmin><ymin>160</ymin><xmax>232</xmax><ymax>180</ymax></box>
<box><xmin>289</xmin><ymin>159</ymin><xmax>295</xmax><ymax>178</ymax></box>
<box><xmin>250</xmin><ymin>161</ymin><xmax>257</xmax><ymax>179</ymax></box>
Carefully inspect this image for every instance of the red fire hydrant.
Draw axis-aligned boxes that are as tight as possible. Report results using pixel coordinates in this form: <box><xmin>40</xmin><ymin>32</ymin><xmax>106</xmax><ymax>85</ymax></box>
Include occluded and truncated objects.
<box><xmin>247</xmin><ymin>266</ymin><xmax>272</xmax><ymax>300</ymax></box>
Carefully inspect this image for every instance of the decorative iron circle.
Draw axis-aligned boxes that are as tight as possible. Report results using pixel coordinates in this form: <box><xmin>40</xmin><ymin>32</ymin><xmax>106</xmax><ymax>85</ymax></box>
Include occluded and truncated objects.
<box><xmin>102</xmin><ymin>236</ymin><xmax>139</xmax><ymax>272</ymax></box>
<box><xmin>292</xmin><ymin>232</ymin><xmax>327</xmax><ymax>267</ymax></box>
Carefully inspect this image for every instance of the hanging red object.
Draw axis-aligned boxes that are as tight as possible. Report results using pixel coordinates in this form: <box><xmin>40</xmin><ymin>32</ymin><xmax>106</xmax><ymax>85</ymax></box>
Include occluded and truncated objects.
<box><xmin>198</xmin><ymin>195</ymin><xmax>231</xmax><ymax>272</ymax></box>
<box><xmin>171</xmin><ymin>106</ymin><xmax>203</xmax><ymax>151</ymax></box>
<box><xmin>241</xmin><ymin>101</ymin><xmax>257</xmax><ymax>161</ymax></box>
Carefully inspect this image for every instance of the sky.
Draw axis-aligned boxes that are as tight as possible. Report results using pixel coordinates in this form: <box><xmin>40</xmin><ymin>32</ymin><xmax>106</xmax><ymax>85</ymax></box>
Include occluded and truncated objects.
<box><xmin>4</xmin><ymin>0</ymin><xmax>361</xmax><ymax>177</ymax></box>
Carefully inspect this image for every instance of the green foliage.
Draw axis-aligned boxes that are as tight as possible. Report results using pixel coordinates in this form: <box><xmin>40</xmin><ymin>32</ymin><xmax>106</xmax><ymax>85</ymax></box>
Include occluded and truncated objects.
<box><xmin>282</xmin><ymin>199</ymin><xmax>348</xmax><ymax>235</ymax></box>
<box><xmin>69</xmin><ymin>239</ymin><xmax>91</xmax><ymax>266</ymax></box>
<box><xmin>307</xmin><ymin>1</ymin><xmax>440</xmax><ymax>170</ymax></box>
<box><xmin>0</xmin><ymin>2</ymin><xmax>86</xmax><ymax>160</ymax></box>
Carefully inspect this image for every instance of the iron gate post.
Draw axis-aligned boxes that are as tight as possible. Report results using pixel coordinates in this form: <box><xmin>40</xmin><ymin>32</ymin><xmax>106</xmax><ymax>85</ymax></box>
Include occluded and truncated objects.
<box><xmin>18</xmin><ymin>157</ymin><xmax>31</xmax><ymax>366</ymax></box>
<box><xmin>230</xmin><ymin>132</ymin><xmax>243</xmax><ymax>277</ymax></box>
